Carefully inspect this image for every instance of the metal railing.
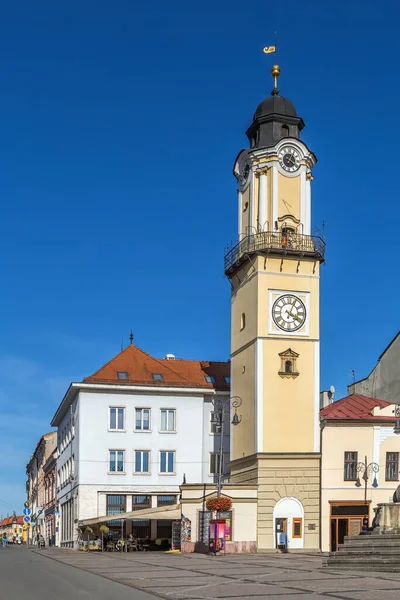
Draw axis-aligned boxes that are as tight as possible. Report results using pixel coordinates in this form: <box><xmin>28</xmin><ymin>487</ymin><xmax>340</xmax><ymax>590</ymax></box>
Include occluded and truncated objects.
<box><xmin>224</xmin><ymin>230</ymin><xmax>326</xmax><ymax>274</ymax></box>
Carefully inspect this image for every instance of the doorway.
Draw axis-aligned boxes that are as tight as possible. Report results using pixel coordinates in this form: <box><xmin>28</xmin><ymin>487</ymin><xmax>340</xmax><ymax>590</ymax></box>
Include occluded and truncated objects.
<box><xmin>273</xmin><ymin>497</ymin><xmax>304</xmax><ymax>550</ymax></box>
<box><xmin>329</xmin><ymin>502</ymin><xmax>369</xmax><ymax>551</ymax></box>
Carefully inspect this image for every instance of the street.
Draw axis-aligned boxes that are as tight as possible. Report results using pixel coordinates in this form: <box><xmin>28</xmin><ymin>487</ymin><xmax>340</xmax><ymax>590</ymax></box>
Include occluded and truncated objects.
<box><xmin>0</xmin><ymin>545</ymin><xmax>157</xmax><ymax>600</ymax></box>
<box><xmin>4</xmin><ymin>546</ymin><xmax>400</xmax><ymax>600</ymax></box>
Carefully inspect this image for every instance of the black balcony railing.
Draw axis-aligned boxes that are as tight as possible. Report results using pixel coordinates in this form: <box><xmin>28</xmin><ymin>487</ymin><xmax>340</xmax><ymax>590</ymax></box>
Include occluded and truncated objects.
<box><xmin>224</xmin><ymin>230</ymin><xmax>326</xmax><ymax>275</ymax></box>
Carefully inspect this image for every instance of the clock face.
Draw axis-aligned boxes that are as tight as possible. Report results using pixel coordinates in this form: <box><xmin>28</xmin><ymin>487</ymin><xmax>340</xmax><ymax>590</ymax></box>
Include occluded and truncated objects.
<box><xmin>279</xmin><ymin>146</ymin><xmax>300</xmax><ymax>172</ymax></box>
<box><xmin>240</xmin><ymin>163</ymin><xmax>250</xmax><ymax>184</ymax></box>
<box><xmin>272</xmin><ymin>294</ymin><xmax>306</xmax><ymax>332</ymax></box>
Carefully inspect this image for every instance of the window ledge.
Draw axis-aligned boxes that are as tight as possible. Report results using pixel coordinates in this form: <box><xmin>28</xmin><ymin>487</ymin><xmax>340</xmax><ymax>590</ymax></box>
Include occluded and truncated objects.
<box><xmin>278</xmin><ymin>371</ymin><xmax>300</xmax><ymax>379</ymax></box>
<box><xmin>108</xmin><ymin>429</ymin><xmax>127</xmax><ymax>433</ymax></box>
<box><xmin>159</xmin><ymin>472</ymin><xmax>176</xmax><ymax>476</ymax></box>
<box><xmin>133</xmin><ymin>472</ymin><xmax>152</xmax><ymax>476</ymax></box>
<box><xmin>159</xmin><ymin>430</ymin><xmax>177</xmax><ymax>434</ymax></box>
<box><xmin>107</xmin><ymin>472</ymin><xmax>126</xmax><ymax>475</ymax></box>
<box><xmin>134</xmin><ymin>430</ymin><xmax>152</xmax><ymax>433</ymax></box>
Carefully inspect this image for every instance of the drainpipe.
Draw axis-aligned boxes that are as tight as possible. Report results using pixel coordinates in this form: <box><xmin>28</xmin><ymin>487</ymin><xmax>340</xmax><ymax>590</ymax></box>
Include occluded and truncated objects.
<box><xmin>319</xmin><ymin>418</ymin><xmax>326</xmax><ymax>553</ymax></box>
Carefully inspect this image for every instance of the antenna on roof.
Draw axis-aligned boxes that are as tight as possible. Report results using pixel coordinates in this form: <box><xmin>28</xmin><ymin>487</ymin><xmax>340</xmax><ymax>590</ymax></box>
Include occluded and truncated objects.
<box><xmin>351</xmin><ymin>369</ymin><xmax>355</xmax><ymax>383</ymax></box>
<box><xmin>129</xmin><ymin>331</ymin><xmax>134</xmax><ymax>345</ymax></box>
<box><xmin>121</xmin><ymin>336</ymin><xmax>123</xmax><ymax>351</ymax></box>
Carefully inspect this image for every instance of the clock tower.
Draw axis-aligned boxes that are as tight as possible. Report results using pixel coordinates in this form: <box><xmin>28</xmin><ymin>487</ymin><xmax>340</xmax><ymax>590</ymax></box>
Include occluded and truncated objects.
<box><xmin>226</xmin><ymin>66</ymin><xmax>325</xmax><ymax>550</ymax></box>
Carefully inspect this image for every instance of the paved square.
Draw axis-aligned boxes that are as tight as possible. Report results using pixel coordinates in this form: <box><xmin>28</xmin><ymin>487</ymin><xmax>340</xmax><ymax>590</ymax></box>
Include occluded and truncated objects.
<box><xmin>36</xmin><ymin>548</ymin><xmax>400</xmax><ymax>599</ymax></box>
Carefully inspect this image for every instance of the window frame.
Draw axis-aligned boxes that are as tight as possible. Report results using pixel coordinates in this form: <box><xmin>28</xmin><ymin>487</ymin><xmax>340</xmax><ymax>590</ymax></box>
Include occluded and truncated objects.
<box><xmin>292</xmin><ymin>518</ymin><xmax>302</xmax><ymax>538</ymax></box>
<box><xmin>133</xmin><ymin>450</ymin><xmax>151</xmax><ymax>474</ymax></box>
<box><xmin>386</xmin><ymin>452</ymin><xmax>399</xmax><ymax>482</ymax></box>
<box><xmin>344</xmin><ymin>451</ymin><xmax>358</xmax><ymax>481</ymax></box>
<box><xmin>108</xmin><ymin>449</ymin><xmax>125</xmax><ymax>474</ymax></box>
<box><xmin>109</xmin><ymin>406</ymin><xmax>126</xmax><ymax>432</ymax></box>
<box><xmin>209</xmin><ymin>452</ymin><xmax>222</xmax><ymax>475</ymax></box>
<box><xmin>159</xmin><ymin>408</ymin><xmax>176</xmax><ymax>433</ymax></box>
<box><xmin>159</xmin><ymin>450</ymin><xmax>176</xmax><ymax>475</ymax></box>
<box><xmin>134</xmin><ymin>407</ymin><xmax>151</xmax><ymax>432</ymax></box>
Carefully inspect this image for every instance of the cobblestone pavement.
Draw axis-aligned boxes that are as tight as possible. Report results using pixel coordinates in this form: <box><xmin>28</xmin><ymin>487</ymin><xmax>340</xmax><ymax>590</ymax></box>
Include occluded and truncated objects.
<box><xmin>35</xmin><ymin>548</ymin><xmax>400</xmax><ymax>600</ymax></box>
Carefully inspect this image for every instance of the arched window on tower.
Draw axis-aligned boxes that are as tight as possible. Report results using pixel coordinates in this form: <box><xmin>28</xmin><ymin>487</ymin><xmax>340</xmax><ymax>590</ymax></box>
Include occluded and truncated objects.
<box><xmin>281</xmin><ymin>125</ymin><xmax>289</xmax><ymax>138</ymax></box>
<box><xmin>285</xmin><ymin>360</ymin><xmax>293</xmax><ymax>374</ymax></box>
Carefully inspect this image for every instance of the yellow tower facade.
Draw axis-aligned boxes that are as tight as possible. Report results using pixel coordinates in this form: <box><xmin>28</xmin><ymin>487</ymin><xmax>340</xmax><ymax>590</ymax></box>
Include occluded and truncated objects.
<box><xmin>226</xmin><ymin>67</ymin><xmax>325</xmax><ymax>551</ymax></box>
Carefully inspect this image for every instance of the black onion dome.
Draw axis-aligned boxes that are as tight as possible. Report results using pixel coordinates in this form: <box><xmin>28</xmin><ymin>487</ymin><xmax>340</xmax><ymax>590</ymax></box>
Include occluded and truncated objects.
<box><xmin>254</xmin><ymin>95</ymin><xmax>297</xmax><ymax>120</ymax></box>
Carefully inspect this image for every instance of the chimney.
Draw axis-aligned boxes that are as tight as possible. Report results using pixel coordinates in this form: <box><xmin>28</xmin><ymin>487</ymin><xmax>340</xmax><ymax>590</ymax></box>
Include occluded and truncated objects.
<box><xmin>320</xmin><ymin>390</ymin><xmax>334</xmax><ymax>409</ymax></box>
<box><xmin>164</xmin><ymin>354</ymin><xmax>175</xmax><ymax>360</ymax></box>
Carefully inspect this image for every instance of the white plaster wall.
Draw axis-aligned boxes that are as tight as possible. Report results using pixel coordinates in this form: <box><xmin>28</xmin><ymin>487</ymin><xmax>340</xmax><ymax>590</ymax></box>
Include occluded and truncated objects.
<box><xmin>78</xmin><ymin>391</ymin><xmax>206</xmax><ymax>488</ymax></box>
<box><xmin>202</xmin><ymin>399</ymin><xmax>230</xmax><ymax>483</ymax></box>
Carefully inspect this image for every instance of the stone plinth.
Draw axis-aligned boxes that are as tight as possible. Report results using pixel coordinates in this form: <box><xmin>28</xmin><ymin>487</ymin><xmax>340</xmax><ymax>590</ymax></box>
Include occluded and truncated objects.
<box><xmin>373</xmin><ymin>502</ymin><xmax>400</xmax><ymax>534</ymax></box>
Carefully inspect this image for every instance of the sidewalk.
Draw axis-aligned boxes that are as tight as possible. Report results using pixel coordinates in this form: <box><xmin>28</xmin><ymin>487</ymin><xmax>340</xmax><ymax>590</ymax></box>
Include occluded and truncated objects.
<box><xmin>34</xmin><ymin>547</ymin><xmax>400</xmax><ymax>599</ymax></box>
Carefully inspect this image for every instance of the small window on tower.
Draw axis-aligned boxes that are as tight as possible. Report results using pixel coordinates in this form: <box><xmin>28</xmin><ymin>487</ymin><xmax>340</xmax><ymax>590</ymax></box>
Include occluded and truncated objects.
<box><xmin>281</xmin><ymin>125</ymin><xmax>289</xmax><ymax>137</ymax></box>
<box><xmin>240</xmin><ymin>313</ymin><xmax>246</xmax><ymax>331</ymax></box>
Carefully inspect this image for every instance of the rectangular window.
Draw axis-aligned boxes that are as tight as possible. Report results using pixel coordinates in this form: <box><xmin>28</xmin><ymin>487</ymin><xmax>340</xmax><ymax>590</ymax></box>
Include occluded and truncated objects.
<box><xmin>160</xmin><ymin>409</ymin><xmax>176</xmax><ymax>432</ymax></box>
<box><xmin>117</xmin><ymin>371</ymin><xmax>128</xmax><ymax>379</ymax></box>
<box><xmin>134</xmin><ymin>450</ymin><xmax>150</xmax><ymax>473</ymax></box>
<box><xmin>152</xmin><ymin>373</ymin><xmax>163</xmax><ymax>381</ymax></box>
<box><xmin>210</xmin><ymin>411</ymin><xmax>221</xmax><ymax>434</ymax></box>
<box><xmin>386</xmin><ymin>452</ymin><xmax>399</xmax><ymax>481</ymax></box>
<box><xmin>106</xmin><ymin>495</ymin><xmax>126</xmax><ymax>537</ymax></box>
<box><xmin>160</xmin><ymin>451</ymin><xmax>175</xmax><ymax>474</ymax></box>
<box><xmin>224</xmin><ymin>376</ymin><xmax>231</xmax><ymax>384</ymax></box>
<box><xmin>109</xmin><ymin>407</ymin><xmax>125</xmax><ymax>430</ymax></box>
<box><xmin>135</xmin><ymin>408</ymin><xmax>150</xmax><ymax>431</ymax></box>
<box><xmin>109</xmin><ymin>450</ymin><xmax>125</xmax><ymax>473</ymax></box>
<box><xmin>209</xmin><ymin>452</ymin><xmax>222</xmax><ymax>475</ymax></box>
<box><xmin>157</xmin><ymin>495</ymin><xmax>176</xmax><ymax>507</ymax></box>
<box><xmin>132</xmin><ymin>495</ymin><xmax>151</xmax><ymax>510</ymax></box>
<box><xmin>205</xmin><ymin>375</ymin><xmax>215</xmax><ymax>383</ymax></box>
<box><xmin>292</xmin><ymin>518</ymin><xmax>302</xmax><ymax>538</ymax></box>
<box><xmin>344</xmin><ymin>451</ymin><xmax>358</xmax><ymax>481</ymax></box>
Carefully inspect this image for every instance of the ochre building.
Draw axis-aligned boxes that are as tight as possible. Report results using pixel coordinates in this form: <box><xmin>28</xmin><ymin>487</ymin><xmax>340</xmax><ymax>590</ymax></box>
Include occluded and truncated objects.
<box><xmin>225</xmin><ymin>66</ymin><xmax>325</xmax><ymax>551</ymax></box>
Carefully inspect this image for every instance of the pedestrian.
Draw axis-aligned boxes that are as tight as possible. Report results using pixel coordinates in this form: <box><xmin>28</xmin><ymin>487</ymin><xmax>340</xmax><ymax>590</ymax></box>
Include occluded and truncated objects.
<box><xmin>359</xmin><ymin>525</ymin><xmax>369</xmax><ymax>535</ymax></box>
<box><xmin>2</xmin><ymin>534</ymin><xmax>7</xmax><ymax>548</ymax></box>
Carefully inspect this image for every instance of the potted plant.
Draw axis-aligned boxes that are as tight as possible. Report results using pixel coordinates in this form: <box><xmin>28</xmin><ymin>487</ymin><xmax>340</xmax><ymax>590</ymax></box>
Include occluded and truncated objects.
<box><xmin>206</xmin><ymin>495</ymin><xmax>232</xmax><ymax>513</ymax></box>
<box><xmin>99</xmin><ymin>525</ymin><xmax>109</xmax><ymax>552</ymax></box>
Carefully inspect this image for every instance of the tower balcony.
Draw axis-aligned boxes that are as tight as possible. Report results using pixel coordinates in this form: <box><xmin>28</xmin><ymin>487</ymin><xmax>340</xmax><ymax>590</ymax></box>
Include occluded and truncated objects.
<box><xmin>224</xmin><ymin>230</ymin><xmax>326</xmax><ymax>276</ymax></box>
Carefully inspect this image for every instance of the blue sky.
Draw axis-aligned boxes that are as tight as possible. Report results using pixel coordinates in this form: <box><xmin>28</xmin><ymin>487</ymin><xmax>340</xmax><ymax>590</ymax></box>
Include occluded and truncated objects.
<box><xmin>0</xmin><ymin>0</ymin><xmax>398</xmax><ymax>512</ymax></box>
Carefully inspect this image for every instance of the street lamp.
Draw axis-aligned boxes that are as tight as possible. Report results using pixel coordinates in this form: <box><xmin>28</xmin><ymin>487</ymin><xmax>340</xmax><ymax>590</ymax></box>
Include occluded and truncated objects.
<box><xmin>394</xmin><ymin>405</ymin><xmax>400</xmax><ymax>435</ymax></box>
<box><xmin>355</xmin><ymin>455</ymin><xmax>379</xmax><ymax>504</ymax></box>
<box><xmin>211</xmin><ymin>396</ymin><xmax>242</xmax><ymax>497</ymax></box>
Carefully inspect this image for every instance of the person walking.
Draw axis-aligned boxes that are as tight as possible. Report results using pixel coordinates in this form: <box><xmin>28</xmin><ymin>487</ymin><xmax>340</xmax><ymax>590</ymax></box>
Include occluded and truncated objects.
<box><xmin>2</xmin><ymin>534</ymin><xmax>7</xmax><ymax>548</ymax></box>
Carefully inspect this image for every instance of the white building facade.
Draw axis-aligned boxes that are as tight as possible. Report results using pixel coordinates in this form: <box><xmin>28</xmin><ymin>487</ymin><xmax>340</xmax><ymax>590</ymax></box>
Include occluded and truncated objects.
<box><xmin>51</xmin><ymin>344</ymin><xmax>230</xmax><ymax>547</ymax></box>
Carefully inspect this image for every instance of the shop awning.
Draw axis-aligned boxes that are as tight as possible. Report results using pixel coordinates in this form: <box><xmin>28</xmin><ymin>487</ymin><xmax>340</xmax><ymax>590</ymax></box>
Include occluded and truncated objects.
<box><xmin>79</xmin><ymin>504</ymin><xmax>181</xmax><ymax>528</ymax></box>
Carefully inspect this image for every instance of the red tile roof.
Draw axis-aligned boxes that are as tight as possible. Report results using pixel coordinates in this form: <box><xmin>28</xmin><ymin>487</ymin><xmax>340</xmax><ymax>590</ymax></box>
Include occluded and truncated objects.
<box><xmin>320</xmin><ymin>394</ymin><xmax>394</xmax><ymax>422</ymax></box>
<box><xmin>84</xmin><ymin>344</ymin><xmax>230</xmax><ymax>391</ymax></box>
<box><xmin>0</xmin><ymin>516</ymin><xmax>24</xmax><ymax>527</ymax></box>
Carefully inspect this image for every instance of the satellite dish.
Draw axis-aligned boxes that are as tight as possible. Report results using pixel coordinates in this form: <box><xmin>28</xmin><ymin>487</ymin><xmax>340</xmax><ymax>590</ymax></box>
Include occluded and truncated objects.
<box><xmin>329</xmin><ymin>385</ymin><xmax>336</xmax><ymax>394</ymax></box>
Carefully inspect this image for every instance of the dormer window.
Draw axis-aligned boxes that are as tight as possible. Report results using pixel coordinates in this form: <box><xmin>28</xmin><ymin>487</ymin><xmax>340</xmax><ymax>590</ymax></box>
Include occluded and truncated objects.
<box><xmin>205</xmin><ymin>375</ymin><xmax>215</xmax><ymax>384</ymax></box>
<box><xmin>152</xmin><ymin>373</ymin><xmax>163</xmax><ymax>381</ymax></box>
<box><xmin>117</xmin><ymin>371</ymin><xmax>128</xmax><ymax>380</ymax></box>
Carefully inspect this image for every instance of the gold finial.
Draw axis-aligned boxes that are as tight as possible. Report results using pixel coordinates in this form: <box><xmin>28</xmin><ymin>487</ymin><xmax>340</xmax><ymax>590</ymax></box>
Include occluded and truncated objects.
<box><xmin>271</xmin><ymin>64</ymin><xmax>280</xmax><ymax>96</ymax></box>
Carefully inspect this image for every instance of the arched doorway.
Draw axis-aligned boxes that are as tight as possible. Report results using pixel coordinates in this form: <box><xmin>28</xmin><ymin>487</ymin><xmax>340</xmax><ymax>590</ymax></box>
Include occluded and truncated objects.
<box><xmin>273</xmin><ymin>497</ymin><xmax>304</xmax><ymax>550</ymax></box>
